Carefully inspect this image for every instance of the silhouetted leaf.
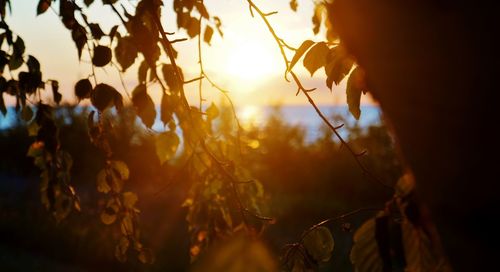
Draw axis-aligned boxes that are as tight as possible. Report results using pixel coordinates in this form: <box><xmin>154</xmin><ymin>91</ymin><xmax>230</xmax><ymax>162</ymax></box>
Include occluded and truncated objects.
<box><xmin>290</xmin><ymin>0</ymin><xmax>298</xmax><ymax>12</ymax></box>
<box><xmin>92</xmin><ymin>45</ymin><xmax>112</xmax><ymax>67</ymax></box>
<box><xmin>21</xmin><ymin>105</ymin><xmax>33</xmax><ymax>121</ymax></box>
<box><xmin>75</xmin><ymin>78</ymin><xmax>92</xmax><ymax>100</ymax></box>
<box><xmin>303</xmin><ymin>226</ymin><xmax>334</xmax><ymax>263</ymax></box>
<box><xmin>89</xmin><ymin>23</ymin><xmax>105</xmax><ymax>40</ymax></box>
<box><xmin>138</xmin><ymin>248</ymin><xmax>155</xmax><ymax>264</ymax></box>
<box><xmin>115</xmin><ymin>236</ymin><xmax>129</xmax><ymax>262</ymax></box>
<box><xmin>155</xmin><ymin>131</ymin><xmax>179</xmax><ymax>164</ymax></box>
<box><xmin>108</xmin><ymin>25</ymin><xmax>119</xmax><ymax>43</ymax></box>
<box><xmin>84</xmin><ymin>0</ymin><xmax>94</xmax><ymax>7</ymax></box>
<box><xmin>204</xmin><ymin>25</ymin><xmax>214</xmax><ymax>45</ymax></box>
<box><xmin>187</xmin><ymin>17</ymin><xmax>200</xmax><ymax>38</ymax></box>
<box><xmin>195</xmin><ymin>2</ymin><xmax>209</xmax><ymax>19</ymax></box>
<box><xmin>96</xmin><ymin>169</ymin><xmax>111</xmax><ymax>193</ymax></box>
<box><xmin>102</xmin><ymin>0</ymin><xmax>118</xmax><ymax>5</ymax></box>
<box><xmin>289</xmin><ymin>40</ymin><xmax>314</xmax><ymax>72</ymax></box>
<box><xmin>8</xmin><ymin>36</ymin><xmax>25</xmax><ymax>70</ymax></box>
<box><xmin>91</xmin><ymin>83</ymin><xmax>118</xmax><ymax>111</ymax></box>
<box><xmin>325</xmin><ymin>45</ymin><xmax>353</xmax><ymax>90</ymax></box>
<box><xmin>346</xmin><ymin>66</ymin><xmax>365</xmax><ymax>120</ymax></box>
<box><xmin>213</xmin><ymin>16</ymin><xmax>223</xmax><ymax>37</ymax></box>
<box><xmin>206</xmin><ymin>102</ymin><xmax>219</xmax><ymax>120</ymax></box>
<box><xmin>101</xmin><ymin>199</ymin><xmax>119</xmax><ymax>224</ymax></box>
<box><xmin>303</xmin><ymin>42</ymin><xmax>329</xmax><ymax>76</ymax></box>
<box><xmin>0</xmin><ymin>93</ymin><xmax>6</xmax><ymax>116</ymax></box>
<box><xmin>60</xmin><ymin>0</ymin><xmax>77</xmax><ymax>29</ymax></box>
<box><xmin>121</xmin><ymin>215</ymin><xmax>133</xmax><ymax>235</ymax></box>
<box><xmin>0</xmin><ymin>50</ymin><xmax>8</xmax><ymax>73</ymax></box>
<box><xmin>51</xmin><ymin>80</ymin><xmax>61</xmax><ymax>104</ymax></box>
<box><xmin>27</xmin><ymin>55</ymin><xmax>40</xmax><ymax>73</ymax></box>
<box><xmin>110</xmin><ymin>160</ymin><xmax>129</xmax><ymax>180</ymax></box>
<box><xmin>138</xmin><ymin>60</ymin><xmax>149</xmax><ymax>83</ymax></box>
<box><xmin>132</xmin><ymin>84</ymin><xmax>156</xmax><ymax>128</ymax></box>
<box><xmin>160</xmin><ymin>92</ymin><xmax>173</xmax><ymax>125</ymax></box>
<box><xmin>71</xmin><ymin>24</ymin><xmax>86</xmax><ymax>59</ymax></box>
<box><xmin>115</xmin><ymin>36</ymin><xmax>137</xmax><ymax>71</ymax></box>
<box><xmin>122</xmin><ymin>192</ymin><xmax>138</xmax><ymax>209</ymax></box>
<box><xmin>402</xmin><ymin>218</ymin><xmax>452</xmax><ymax>271</ymax></box>
<box><xmin>37</xmin><ymin>0</ymin><xmax>50</xmax><ymax>15</ymax></box>
<box><xmin>312</xmin><ymin>4</ymin><xmax>323</xmax><ymax>34</ymax></box>
<box><xmin>162</xmin><ymin>64</ymin><xmax>184</xmax><ymax>93</ymax></box>
<box><xmin>351</xmin><ymin>218</ymin><xmax>384</xmax><ymax>272</ymax></box>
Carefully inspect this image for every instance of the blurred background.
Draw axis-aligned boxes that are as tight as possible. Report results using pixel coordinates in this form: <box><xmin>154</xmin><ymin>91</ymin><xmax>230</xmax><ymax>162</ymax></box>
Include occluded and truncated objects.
<box><xmin>0</xmin><ymin>103</ymin><xmax>401</xmax><ymax>271</ymax></box>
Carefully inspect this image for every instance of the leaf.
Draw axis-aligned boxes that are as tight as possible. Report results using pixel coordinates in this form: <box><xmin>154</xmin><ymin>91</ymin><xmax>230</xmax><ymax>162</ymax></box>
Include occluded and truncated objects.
<box><xmin>155</xmin><ymin>131</ymin><xmax>180</xmax><ymax>164</ymax></box>
<box><xmin>187</xmin><ymin>17</ymin><xmax>200</xmax><ymax>38</ymax></box>
<box><xmin>51</xmin><ymin>80</ymin><xmax>61</xmax><ymax>104</ymax></box>
<box><xmin>92</xmin><ymin>45</ymin><xmax>112</xmax><ymax>67</ymax></box>
<box><xmin>325</xmin><ymin>45</ymin><xmax>353</xmax><ymax>90</ymax></box>
<box><xmin>71</xmin><ymin>24</ymin><xmax>86</xmax><ymax>59</ymax></box>
<box><xmin>346</xmin><ymin>67</ymin><xmax>365</xmax><ymax>120</ymax></box>
<box><xmin>110</xmin><ymin>160</ymin><xmax>130</xmax><ymax>180</ymax></box>
<box><xmin>289</xmin><ymin>40</ymin><xmax>314</xmax><ymax>72</ymax></box>
<box><xmin>195</xmin><ymin>2</ymin><xmax>209</xmax><ymax>19</ymax></box>
<box><xmin>122</xmin><ymin>192</ymin><xmax>138</xmax><ymax>209</ymax></box>
<box><xmin>115</xmin><ymin>36</ymin><xmax>138</xmax><ymax>71</ymax></box>
<box><xmin>96</xmin><ymin>169</ymin><xmax>111</xmax><ymax>193</ymax></box>
<box><xmin>108</xmin><ymin>25</ymin><xmax>119</xmax><ymax>43</ymax></box>
<box><xmin>88</xmin><ymin>23</ymin><xmax>105</xmax><ymax>40</ymax></box>
<box><xmin>160</xmin><ymin>92</ymin><xmax>173</xmax><ymax>125</ymax></box>
<box><xmin>203</xmin><ymin>25</ymin><xmax>214</xmax><ymax>45</ymax></box>
<box><xmin>121</xmin><ymin>215</ymin><xmax>134</xmax><ymax>235</ymax></box>
<box><xmin>101</xmin><ymin>199</ymin><xmax>119</xmax><ymax>224</ymax></box>
<box><xmin>138</xmin><ymin>248</ymin><xmax>155</xmax><ymax>264</ymax></box>
<box><xmin>27</xmin><ymin>55</ymin><xmax>40</xmax><ymax>73</ymax></box>
<box><xmin>102</xmin><ymin>0</ymin><xmax>118</xmax><ymax>4</ymax></box>
<box><xmin>21</xmin><ymin>105</ymin><xmax>33</xmax><ymax>121</ymax></box>
<box><xmin>402</xmin><ymin>219</ymin><xmax>452</xmax><ymax>272</ymax></box>
<box><xmin>312</xmin><ymin>4</ymin><xmax>324</xmax><ymax>34</ymax></box>
<box><xmin>27</xmin><ymin>141</ymin><xmax>44</xmax><ymax>158</ymax></box>
<box><xmin>75</xmin><ymin>78</ymin><xmax>92</xmax><ymax>100</ymax></box>
<box><xmin>84</xmin><ymin>0</ymin><xmax>94</xmax><ymax>7</ymax></box>
<box><xmin>37</xmin><ymin>0</ymin><xmax>50</xmax><ymax>15</ymax></box>
<box><xmin>91</xmin><ymin>83</ymin><xmax>118</xmax><ymax>111</ymax></box>
<box><xmin>162</xmin><ymin>64</ymin><xmax>184</xmax><ymax>93</ymax></box>
<box><xmin>131</xmin><ymin>84</ymin><xmax>156</xmax><ymax>128</ymax></box>
<box><xmin>8</xmin><ymin>37</ymin><xmax>25</xmax><ymax>71</ymax></box>
<box><xmin>213</xmin><ymin>16</ymin><xmax>223</xmax><ymax>37</ymax></box>
<box><xmin>115</xmin><ymin>236</ymin><xmax>129</xmax><ymax>262</ymax></box>
<box><xmin>206</xmin><ymin>102</ymin><xmax>219</xmax><ymax>120</ymax></box>
<box><xmin>0</xmin><ymin>93</ymin><xmax>6</xmax><ymax>116</ymax></box>
<box><xmin>350</xmin><ymin>219</ymin><xmax>384</xmax><ymax>272</ymax></box>
<box><xmin>303</xmin><ymin>42</ymin><xmax>329</xmax><ymax>76</ymax></box>
<box><xmin>138</xmin><ymin>60</ymin><xmax>148</xmax><ymax>83</ymax></box>
<box><xmin>290</xmin><ymin>0</ymin><xmax>298</xmax><ymax>12</ymax></box>
<box><xmin>302</xmin><ymin>226</ymin><xmax>334</xmax><ymax>263</ymax></box>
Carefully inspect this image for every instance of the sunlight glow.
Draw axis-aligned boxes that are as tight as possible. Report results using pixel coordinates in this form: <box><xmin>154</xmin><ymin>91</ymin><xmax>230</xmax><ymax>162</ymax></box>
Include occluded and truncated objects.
<box><xmin>224</xmin><ymin>41</ymin><xmax>281</xmax><ymax>86</ymax></box>
<box><xmin>238</xmin><ymin>105</ymin><xmax>263</xmax><ymax>128</ymax></box>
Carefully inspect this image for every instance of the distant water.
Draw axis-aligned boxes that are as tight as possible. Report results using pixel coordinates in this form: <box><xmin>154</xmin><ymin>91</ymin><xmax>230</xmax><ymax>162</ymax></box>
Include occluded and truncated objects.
<box><xmin>1</xmin><ymin>105</ymin><xmax>381</xmax><ymax>141</ymax></box>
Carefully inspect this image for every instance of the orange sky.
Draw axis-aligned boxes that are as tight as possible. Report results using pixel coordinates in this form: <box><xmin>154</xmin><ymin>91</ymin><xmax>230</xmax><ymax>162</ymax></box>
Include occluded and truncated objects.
<box><xmin>5</xmin><ymin>0</ymin><xmax>375</xmax><ymax>107</ymax></box>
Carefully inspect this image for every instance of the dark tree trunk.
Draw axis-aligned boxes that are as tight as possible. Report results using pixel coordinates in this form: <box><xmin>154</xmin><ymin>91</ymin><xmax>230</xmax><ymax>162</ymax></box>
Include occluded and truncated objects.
<box><xmin>331</xmin><ymin>1</ymin><xmax>500</xmax><ymax>270</ymax></box>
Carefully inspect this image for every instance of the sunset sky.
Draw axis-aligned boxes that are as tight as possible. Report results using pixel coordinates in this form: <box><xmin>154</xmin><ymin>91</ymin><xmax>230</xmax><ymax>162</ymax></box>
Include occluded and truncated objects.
<box><xmin>5</xmin><ymin>0</ymin><xmax>374</xmax><ymax>107</ymax></box>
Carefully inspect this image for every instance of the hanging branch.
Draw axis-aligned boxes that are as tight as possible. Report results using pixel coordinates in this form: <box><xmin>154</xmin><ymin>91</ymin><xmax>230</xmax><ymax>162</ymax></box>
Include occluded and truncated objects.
<box><xmin>245</xmin><ymin>0</ymin><xmax>393</xmax><ymax>190</ymax></box>
<box><xmin>148</xmin><ymin>8</ymin><xmax>273</xmax><ymax>227</ymax></box>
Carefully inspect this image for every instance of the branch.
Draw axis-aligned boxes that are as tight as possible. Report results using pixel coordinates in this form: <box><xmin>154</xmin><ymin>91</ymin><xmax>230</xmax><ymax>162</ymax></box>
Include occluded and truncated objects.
<box><xmin>245</xmin><ymin>0</ymin><xmax>394</xmax><ymax>190</ymax></box>
<box><xmin>300</xmin><ymin>207</ymin><xmax>383</xmax><ymax>242</ymax></box>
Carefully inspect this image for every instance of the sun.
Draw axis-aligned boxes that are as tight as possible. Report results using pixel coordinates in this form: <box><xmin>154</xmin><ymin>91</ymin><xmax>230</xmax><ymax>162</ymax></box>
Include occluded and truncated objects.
<box><xmin>224</xmin><ymin>40</ymin><xmax>281</xmax><ymax>84</ymax></box>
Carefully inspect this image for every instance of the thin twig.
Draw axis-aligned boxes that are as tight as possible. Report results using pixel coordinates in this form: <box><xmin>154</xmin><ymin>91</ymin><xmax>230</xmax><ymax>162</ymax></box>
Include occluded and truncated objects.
<box><xmin>245</xmin><ymin>0</ymin><xmax>394</xmax><ymax>190</ymax></box>
<box><xmin>300</xmin><ymin>207</ymin><xmax>383</xmax><ymax>241</ymax></box>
